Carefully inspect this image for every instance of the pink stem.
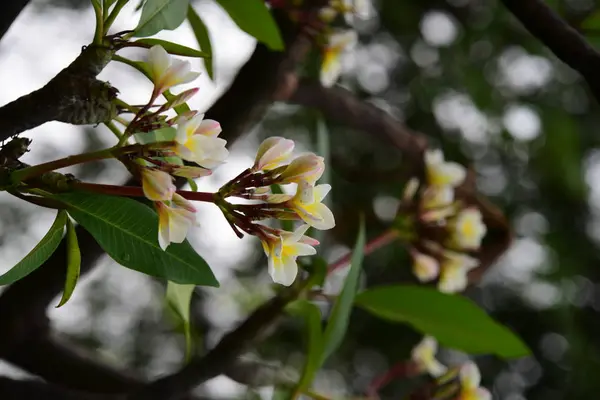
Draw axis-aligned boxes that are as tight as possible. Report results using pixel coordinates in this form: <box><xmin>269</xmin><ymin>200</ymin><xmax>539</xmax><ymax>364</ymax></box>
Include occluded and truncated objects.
<box><xmin>328</xmin><ymin>229</ymin><xmax>399</xmax><ymax>274</ymax></box>
<box><xmin>366</xmin><ymin>361</ymin><xmax>413</xmax><ymax>399</ymax></box>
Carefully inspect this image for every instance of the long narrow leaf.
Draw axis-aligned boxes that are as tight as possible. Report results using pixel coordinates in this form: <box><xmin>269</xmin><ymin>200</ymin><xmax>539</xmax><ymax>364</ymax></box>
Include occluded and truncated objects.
<box><xmin>286</xmin><ymin>300</ymin><xmax>324</xmax><ymax>392</ymax></box>
<box><xmin>134</xmin><ymin>38</ymin><xmax>210</xmax><ymax>58</ymax></box>
<box><xmin>166</xmin><ymin>281</ymin><xmax>195</xmax><ymax>361</ymax></box>
<box><xmin>0</xmin><ymin>210</ymin><xmax>67</xmax><ymax>285</ymax></box>
<box><xmin>320</xmin><ymin>216</ymin><xmax>366</xmax><ymax>364</ymax></box>
<box><xmin>56</xmin><ymin>218</ymin><xmax>82</xmax><ymax>308</ymax></box>
<box><xmin>187</xmin><ymin>5</ymin><xmax>214</xmax><ymax>80</ymax></box>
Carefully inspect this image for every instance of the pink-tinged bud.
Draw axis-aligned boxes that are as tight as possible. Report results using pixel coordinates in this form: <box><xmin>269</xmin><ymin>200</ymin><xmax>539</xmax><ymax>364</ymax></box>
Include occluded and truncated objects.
<box><xmin>253</xmin><ymin>137</ymin><xmax>295</xmax><ymax>171</ymax></box>
<box><xmin>278</xmin><ymin>153</ymin><xmax>325</xmax><ymax>185</ymax></box>
<box><xmin>147</xmin><ymin>45</ymin><xmax>200</xmax><ymax>97</ymax></box>
<box><xmin>171</xmin><ymin>165</ymin><xmax>212</xmax><ymax>179</ymax></box>
<box><xmin>163</xmin><ymin>87</ymin><xmax>199</xmax><ymax>110</ymax></box>
<box><xmin>141</xmin><ymin>168</ymin><xmax>176</xmax><ymax>201</ymax></box>
<box><xmin>411</xmin><ymin>251</ymin><xmax>439</xmax><ymax>282</ymax></box>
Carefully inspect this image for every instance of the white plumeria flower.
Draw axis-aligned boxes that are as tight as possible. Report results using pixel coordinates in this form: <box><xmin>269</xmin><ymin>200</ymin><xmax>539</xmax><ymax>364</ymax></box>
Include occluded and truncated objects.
<box><xmin>420</xmin><ymin>186</ymin><xmax>457</xmax><ymax>223</ymax></box>
<box><xmin>437</xmin><ymin>252</ymin><xmax>479</xmax><ymax>293</ymax></box>
<box><xmin>457</xmin><ymin>361</ymin><xmax>492</xmax><ymax>400</ymax></box>
<box><xmin>279</xmin><ymin>153</ymin><xmax>325</xmax><ymax>186</ymax></box>
<box><xmin>425</xmin><ymin>149</ymin><xmax>466</xmax><ymax>188</ymax></box>
<box><xmin>253</xmin><ymin>136</ymin><xmax>295</xmax><ymax>171</ymax></box>
<box><xmin>320</xmin><ymin>30</ymin><xmax>358</xmax><ymax>88</ymax></box>
<box><xmin>450</xmin><ymin>208</ymin><xmax>487</xmax><ymax>250</ymax></box>
<box><xmin>175</xmin><ymin>113</ymin><xmax>229</xmax><ymax>169</ymax></box>
<box><xmin>147</xmin><ymin>45</ymin><xmax>200</xmax><ymax>97</ymax></box>
<box><xmin>156</xmin><ymin>194</ymin><xmax>197</xmax><ymax>250</ymax></box>
<box><xmin>262</xmin><ymin>225</ymin><xmax>319</xmax><ymax>286</ymax></box>
<box><xmin>411</xmin><ymin>336</ymin><xmax>448</xmax><ymax>377</ymax></box>
<box><xmin>268</xmin><ymin>181</ymin><xmax>335</xmax><ymax>230</ymax></box>
<box><xmin>412</xmin><ymin>251</ymin><xmax>440</xmax><ymax>282</ymax></box>
<box><xmin>140</xmin><ymin>167</ymin><xmax>175</xmax><ymax>202</ymax></box>
<box><xmin>342</xmin><ymin>0</ymin><xmax>370</xmax><ymax>23</ymax></box>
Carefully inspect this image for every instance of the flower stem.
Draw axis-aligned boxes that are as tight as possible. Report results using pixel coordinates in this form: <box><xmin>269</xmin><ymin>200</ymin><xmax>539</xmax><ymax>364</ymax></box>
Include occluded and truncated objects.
<box><xmin>71</xmin><ymin>182</ymin><xmax>217</xmax><ymax>203</ymax></box>
<box><xmin>103</xmin><ymin>0</ymin><xmax>128</xmax><ymax>32</ymax></box>
<box><xmin>92</xmin><ymin>0</ymin><xmax>103</xmax><ymax>44</ymax></box>
<box><xmin>12</xmin><ymin>147</ymin><xmax>116</xmax><ymax>183</ymax></box>
<box><xmin>328</xmin><ymin>229</ymin><xmax>399</xmax><ymax>274</ymax></box>
<box><xmin>104</xmin><ymin>121</ymin><xmax>123</xmax><ymax>140</ymax></box>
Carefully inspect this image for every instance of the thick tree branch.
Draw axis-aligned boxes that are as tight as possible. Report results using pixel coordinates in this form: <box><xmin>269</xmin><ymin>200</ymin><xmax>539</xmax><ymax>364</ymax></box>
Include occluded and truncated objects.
<box><xmin>500</xmin><ymin>0</ymin><xmax>600</xmax><ymax>102</ymax></box>
<box><xmin>3</xmin><ymin>334</ymin><xmax>143</xmax><ymax>393</ymax></box>
<box><xmin>0</xmin><ymin>377</ymin><xmax>112</xmax><ymax>400</ymax></box>
<box><xmin>128</xmin><ymin>288</ymin><xmax>300</xmax><ymax>400</ymax></box>
<box><xmin>0</xmin><ymin>0</ymin><xmax>30</xmax><ymax>42</ymax></box>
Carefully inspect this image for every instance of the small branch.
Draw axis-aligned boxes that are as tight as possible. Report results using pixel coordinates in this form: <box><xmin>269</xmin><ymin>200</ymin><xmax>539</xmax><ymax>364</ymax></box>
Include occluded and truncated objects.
<box><xmin>128</xmin><ymin>287</ymin><xmax>302</xmax><ymax>400</ymax></box>
<box><xmin>328</xmin><ymin>229</ymin><xmax>399</xmax><ymax>273</ymax></box>
<box><xmin>500</xmin><ymin>0</ymin><xmax>600</xmax><ymax>102</ymax></box>
<box><xmin>289</xmin><ymin>79</ymin><xmax>427</xmax><ymax>161</ymax></box>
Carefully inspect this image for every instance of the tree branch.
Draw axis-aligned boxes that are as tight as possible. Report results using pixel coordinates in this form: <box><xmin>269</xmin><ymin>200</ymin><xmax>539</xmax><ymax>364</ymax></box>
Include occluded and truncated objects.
<box><xmin>3</xmin><ymin>334</ymin><xmax>143</xmax><ymax>393</ymax></box>
<box><xmin>289</xmin><ymin>79</ymin><xmax>427</xmax><ymax>161</ymax></box>
<box><xmin>500</xmin><ymin>0</ymin><xmax>600</xmax><ymax>102</ymax></box>
<box><xmin>0</xmin><ymin>377</ymin><xmax>112</xmax><ymax>400</ymax></box>
<box><xmin>128</xmin><ymin>288</ymin><xmax>300</xmax><ymax>400</ymax></box>
<box><xmin>0</xmin><ymin>0</ymin><xmax>30</xmax><ymax>42</ymax></box>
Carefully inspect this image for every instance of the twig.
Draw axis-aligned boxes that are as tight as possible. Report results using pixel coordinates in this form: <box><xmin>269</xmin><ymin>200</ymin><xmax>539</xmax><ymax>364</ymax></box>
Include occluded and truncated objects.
<box><xmin>289</xmin><ymin>79</ymin><xmax>428</xmax><ymax>161</ymax></box>
<box><xmin>500</xmin><ymin>0</ymin><xmax>600</xmax><ymax>103</ymax></box>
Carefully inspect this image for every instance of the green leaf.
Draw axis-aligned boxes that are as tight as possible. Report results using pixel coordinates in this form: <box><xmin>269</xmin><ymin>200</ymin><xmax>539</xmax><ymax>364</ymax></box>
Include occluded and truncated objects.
<box><xmin>354</xmin><ymin>285</ymin><xmax>531</xmax><ymax>359</ymax></box>
<box><xmin>582</xmin><ymin>10</ymin><xmax>600</xmax><ymax>30</ymax></box>
<box><xmin>54</xmin><ymin>191</ymin><xmax>218</xmax><ymax>286</ymax></box>
<box><xmin>286</xmin><ymin>300</ymin><xmax>324</xmax><ymax>392</ymax></box>
<box><xmin>214</xmin><ymin>0</ymin><xmax>284</xmax><ymax>51</ymax></box>
<box><xmin>134</xmin><ymin>127</ymin><xmax>176</xmax><ymax>144</ymax></box>
<box><xmin>134</xmin><ymin>38</ymin><xmax>210</xmax><ymax>58</ymax></box>
<box><xmin>166</xmin><ymin>281</ymin><xmax>195</xmax><ymax>360</ymax></box>
<box><xmin>188</xmin><ymin>5</ymin><xmax>214</xmax><ymax>80</ymax></box>
<box><xmin>187</xmin><ymin>178</ymin><xmax>198</xmax><ymax>192</ymax></box>
<box><xmin>56</xmin><ymin>218</ymin><xmax>82</xmax><ymax>308</ymax></box>
<box><xmin>0</xmin><ymin>210</ymin><xmax>67</xmax><ymax>285</ymax></box>
<box><xmin>134</xmin><ymin>0</ymin><xmax>190</xmax><ymax>37</ymax></box>
<box><xmin>320</xmin><ymin>216</ymin><xmax>366</xmax><ymax>364</ymax></box>
<box><xmin>271</xmin><ymin>388</ymin><xmax>294</xmax><ymax>400</ymax></box>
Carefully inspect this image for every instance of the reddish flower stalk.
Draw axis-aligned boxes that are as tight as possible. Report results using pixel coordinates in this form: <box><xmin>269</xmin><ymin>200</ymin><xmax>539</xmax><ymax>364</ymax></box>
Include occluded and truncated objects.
<box><xmin>72</xmin><ymin>182</ymin><xmax>216</xmax><ymax>203</ymax></box>
<box><xmin>328</xmin><ymin>229</ymin><xmax>399</xmax><ymax>274</ymax></box>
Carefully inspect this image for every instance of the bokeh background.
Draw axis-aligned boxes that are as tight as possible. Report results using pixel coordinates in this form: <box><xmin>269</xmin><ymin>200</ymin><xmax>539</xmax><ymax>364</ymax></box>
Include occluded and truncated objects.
<box><xmin>0</xmin><ymin>0</ymin><xmax>598</xmax><ymax>399</ymax></box>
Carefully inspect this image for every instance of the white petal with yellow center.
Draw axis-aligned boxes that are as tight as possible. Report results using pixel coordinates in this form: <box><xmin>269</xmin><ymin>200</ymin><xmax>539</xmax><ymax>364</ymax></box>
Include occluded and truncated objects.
<box><xmin>411</xmin><ymin>336</ymin><xmax>448</xmax><ymax>377</ymax></box>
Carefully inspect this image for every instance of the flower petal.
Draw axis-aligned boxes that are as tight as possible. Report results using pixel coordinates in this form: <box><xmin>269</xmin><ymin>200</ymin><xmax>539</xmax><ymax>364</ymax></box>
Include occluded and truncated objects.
<box><xmin>195</xmin><ymin>119</ymin><xmax>222</xmax><ymax>137</ymax></box>
<box><xmin>459</xmin><ymin>361</ymin><xmax>482</xmax><ymax>389</ymax></box>
<box><xmin>313</xmin><ymin>183</ymin><xmax>332</xmax><ymax>203</ymax></box>
<box><xmin>274</xmin><ymin>255</ymin><xmax>299</xmax><ymax>286</ymax></box>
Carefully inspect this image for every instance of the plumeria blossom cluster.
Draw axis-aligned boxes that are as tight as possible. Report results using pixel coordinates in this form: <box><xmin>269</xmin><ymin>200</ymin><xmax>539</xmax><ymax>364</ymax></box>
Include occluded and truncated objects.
<box><xmin>119</xmin><ymin>45</ymin><xmax>228</xmax><ymax>250</ymax></box>
<box><xmin>411</xmin><ymin>336</ymin><xmax>492</xmax><ymax>400</ymax></box>
<box><xmin>219</xmin><ymin>137</ymin><xmax>335</xmax><ymax>286</ymax></box>
<box><xmin>318</xmin><ymin>0</ymin><xmax>368</xmax><ymax>87</ymax></box>
<box><xmin>268</xmin><ymin>0</ymin><xmax>364</xmax><ymax>88</ymax></box>
<box><xmin>119</xmin><ymin>45</ymin><xmax>335</xmax><ymax>287</ymax></box>
<box><xmin>397</xmin><ymin>149</ymin><xmax>487</xmax><ymax>293</ymax></box>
